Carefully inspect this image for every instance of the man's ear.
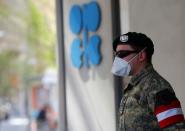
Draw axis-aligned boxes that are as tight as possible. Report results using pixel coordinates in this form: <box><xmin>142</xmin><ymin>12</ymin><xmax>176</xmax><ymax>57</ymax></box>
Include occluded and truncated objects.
<box><xmin>138</xmin><ymin>51</ymin><xmax>146</xmax><ymax>62</ymax></box>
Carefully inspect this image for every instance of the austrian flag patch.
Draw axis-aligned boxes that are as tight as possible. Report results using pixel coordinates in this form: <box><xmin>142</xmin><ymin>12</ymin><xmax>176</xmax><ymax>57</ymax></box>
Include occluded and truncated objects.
<box><xmin>154</xmin><ymin>89</ymin><xmax>185</xmax><ymax>128</ymax></box>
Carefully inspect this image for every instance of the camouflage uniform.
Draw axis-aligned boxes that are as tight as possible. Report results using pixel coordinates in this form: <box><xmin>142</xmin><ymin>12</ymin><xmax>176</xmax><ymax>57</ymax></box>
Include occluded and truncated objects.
<box><xmin>119</xmin><ymin>64</ymin><xmax>185</xmax><ymax>131</ymax></box>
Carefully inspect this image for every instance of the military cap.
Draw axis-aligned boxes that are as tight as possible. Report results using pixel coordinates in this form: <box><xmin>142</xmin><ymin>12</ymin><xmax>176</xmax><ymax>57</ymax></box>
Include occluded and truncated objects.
<box><xmin>113</xmin><ymin>32</ymin><xmax>154</xmax><ymax>55</ymax></box>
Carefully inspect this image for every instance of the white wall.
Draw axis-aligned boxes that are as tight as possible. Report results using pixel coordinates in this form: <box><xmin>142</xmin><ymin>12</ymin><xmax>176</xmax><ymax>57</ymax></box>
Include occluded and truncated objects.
<box><xmin>63</xmin><ymin>0</ymin><xmax>116</xmax><ymax>131</ymax></box>
<box><xmin>120</xmin><ymin>0</ymin><xmax>185</xmax><ymax>113</ymax></box>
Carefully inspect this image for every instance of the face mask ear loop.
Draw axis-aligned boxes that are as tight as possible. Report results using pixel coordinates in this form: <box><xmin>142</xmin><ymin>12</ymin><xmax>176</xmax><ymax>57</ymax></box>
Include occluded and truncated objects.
<box><xmin>128</xmin><ymin>47</ymin><xmax>147</xmax><ymax>63</ymax></box>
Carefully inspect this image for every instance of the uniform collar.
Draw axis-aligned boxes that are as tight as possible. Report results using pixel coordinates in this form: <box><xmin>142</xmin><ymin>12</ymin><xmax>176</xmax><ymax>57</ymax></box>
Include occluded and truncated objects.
<box><xmin>129</xmin><ymin>63</ymin><xmax>154</xmax><ymax>87</ymax></box>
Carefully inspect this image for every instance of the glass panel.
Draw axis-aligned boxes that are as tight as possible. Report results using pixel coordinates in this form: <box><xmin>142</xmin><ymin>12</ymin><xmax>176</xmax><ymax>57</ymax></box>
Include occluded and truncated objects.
<box><xmin>0</xmin><ymin>0</ymin><xmax>58</xmax><ymax>131</ymax></box>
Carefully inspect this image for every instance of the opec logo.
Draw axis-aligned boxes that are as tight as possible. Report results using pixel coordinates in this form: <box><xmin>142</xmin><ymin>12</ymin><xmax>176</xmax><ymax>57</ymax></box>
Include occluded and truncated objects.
<box><xmin>69</xmin><ymin>1</ymin><xmax>101</xmax><ymax>68</ymax></box>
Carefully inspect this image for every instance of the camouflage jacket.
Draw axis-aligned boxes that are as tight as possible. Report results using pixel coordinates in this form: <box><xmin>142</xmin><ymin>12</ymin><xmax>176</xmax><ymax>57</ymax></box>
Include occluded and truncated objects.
<box><xmin>119</xmin><ymin>64</ymin><xmax>185</xmax><ymax>131</ymax></box>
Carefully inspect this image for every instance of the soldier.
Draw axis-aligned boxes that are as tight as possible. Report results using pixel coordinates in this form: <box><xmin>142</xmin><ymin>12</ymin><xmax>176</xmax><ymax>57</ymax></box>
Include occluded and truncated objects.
<box><xmin>111</xmin><ymin>32</ymin><xmax>185</xmax><ymax>131</ymax></box>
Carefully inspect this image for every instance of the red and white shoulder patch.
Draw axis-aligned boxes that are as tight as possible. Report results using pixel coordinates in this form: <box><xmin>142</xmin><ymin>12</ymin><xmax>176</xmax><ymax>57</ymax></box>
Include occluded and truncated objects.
<box><xmin>154</xmin><ymin>89</ymin><xmax>185</xmax><ymax>128</ymax></box>
<box><xmin>154</xmin><ymin>100</ymin><xmax>184</xmax><ymax>128</ymax></box>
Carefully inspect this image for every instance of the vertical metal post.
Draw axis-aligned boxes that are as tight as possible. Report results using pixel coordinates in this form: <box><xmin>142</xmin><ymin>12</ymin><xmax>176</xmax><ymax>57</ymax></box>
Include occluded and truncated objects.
<box><xmin>111</xmin><ymin>0</ymin><xmax>123</xmax><ymax>131</ymax></box>
<box><xmin>55</xmin><ymin>0</ymin><xmax>67</xmax><ymax>131</ymax></box>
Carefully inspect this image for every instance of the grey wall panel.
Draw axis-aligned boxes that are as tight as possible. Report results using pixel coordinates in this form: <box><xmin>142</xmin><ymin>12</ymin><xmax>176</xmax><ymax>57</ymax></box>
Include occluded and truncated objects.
<box><xmin>63</xmin><ymin>0</ymin><xmax>116</xmax><ymax>131</ymax></box>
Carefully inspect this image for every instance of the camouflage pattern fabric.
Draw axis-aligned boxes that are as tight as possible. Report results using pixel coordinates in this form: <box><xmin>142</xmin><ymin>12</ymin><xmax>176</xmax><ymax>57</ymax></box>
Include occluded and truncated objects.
<box><xmin>118</xmin><ymin>64</ymin><xmax>185</xmax><ymax>131</ymax></box>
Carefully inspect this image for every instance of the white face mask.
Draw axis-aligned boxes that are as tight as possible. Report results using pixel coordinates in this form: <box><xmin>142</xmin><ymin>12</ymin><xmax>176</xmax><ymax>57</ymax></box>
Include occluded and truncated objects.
<box><xmin>111</xmin><ymin>57</ymin><xmax>131</xmax><ymax>76</ymax></box>
<box><xmin>111</xmin><ymin>47</ymin><xmax>146</xmax><ymax>76</ymax></box>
